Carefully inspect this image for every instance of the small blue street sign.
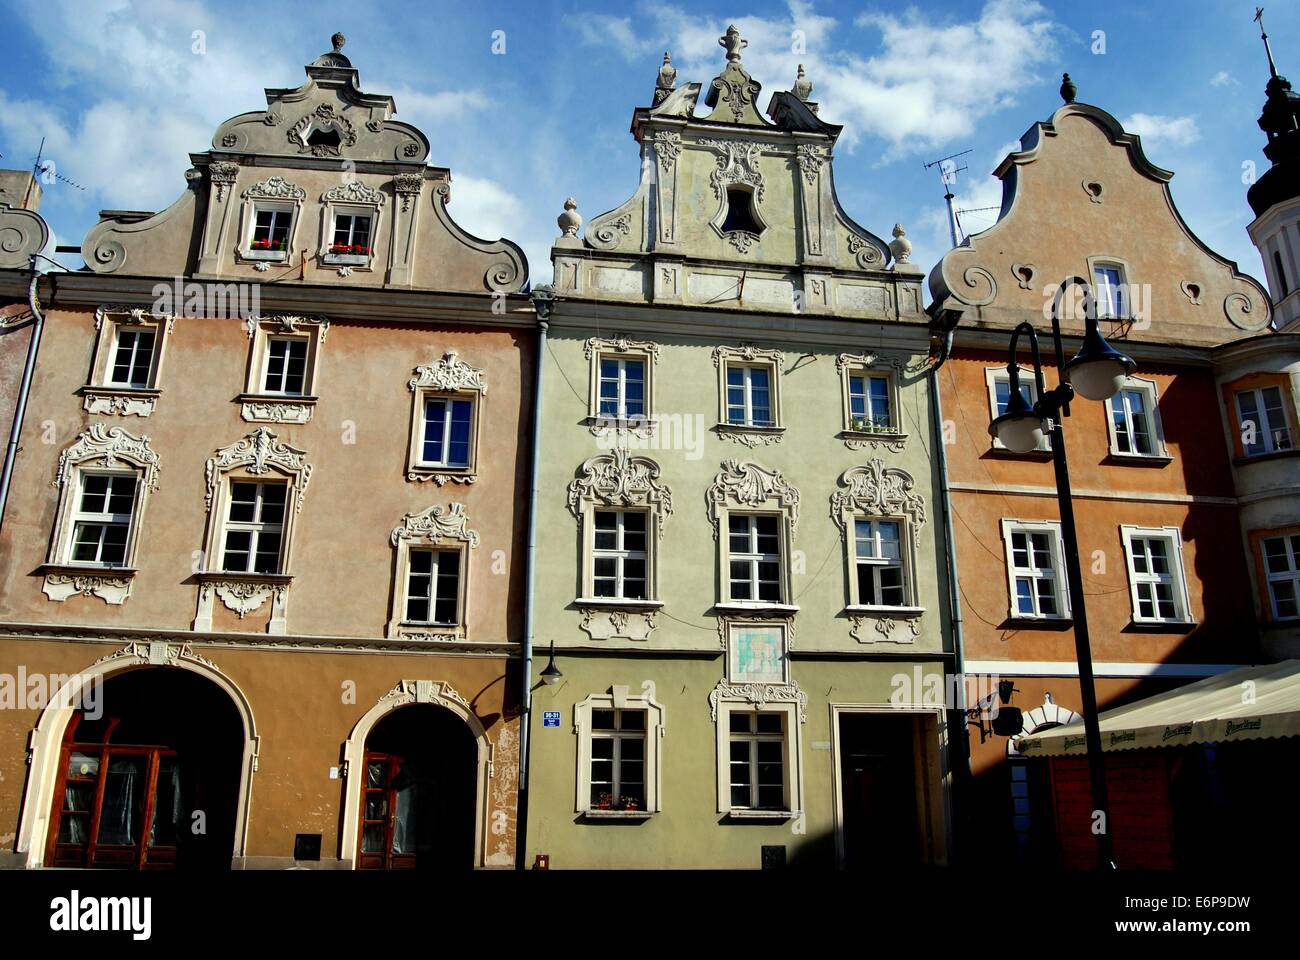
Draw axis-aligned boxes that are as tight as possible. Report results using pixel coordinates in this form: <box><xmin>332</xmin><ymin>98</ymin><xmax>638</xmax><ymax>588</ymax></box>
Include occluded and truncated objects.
<box><xmin>543</xmin><ymin>711</ymin><xmax>561</xmax><ymax>727</ymax></box>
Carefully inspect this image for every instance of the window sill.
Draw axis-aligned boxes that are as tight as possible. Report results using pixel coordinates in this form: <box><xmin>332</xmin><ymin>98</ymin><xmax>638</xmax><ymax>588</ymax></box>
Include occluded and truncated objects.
<box><xmin>79</xmin><ymin>386</ymin><xmax>161</xmax><ymax>417</ymax></box>
<box><xmin>715</xmin><ymin>602</ymin><xmax>799</xmax><ymax>616</ymax></box>
<box><xmin>1124</xmin><ymin>619</ymin><xmax>1197</xmax><ymax>633</ymax></box>
<box><xmin>723</xmin><ymin>809</ymin><xmax>793</xmax><ymax>822</ymax></box>
<box><xmin>40</xmin><ymin>565</ymin><xmax>137</xmax><ymax>605</ymax></box>
<box><xmin>1104</xmin><ymin>452</ymin><xmax>1173</xmax><ymax>466</ymax></box>
<box><xmin>394</xmin><ymin>624</ymin><xmax>469</xmax><ymax>642</ymax></box>
<box><xmin>988</xmin><ymin>444</ymin><xmax>1053</xmax><ymax>459</ymax></box>
<box><xmin>1234</xmin><ymin>448</ymin><xmax>1299</xmax><ymax>467</ymax></box>
<box><xmin>238</xmin><ymin>394</ymin><xmax>318</xmax><ymax>424</ymax></box>
<box><xmin>844</xmin><ymin>605</ymin><xmax>925</xmax><ymax>616</ymax></box>
<box><xmin>322</xmin><ymin>253</ymin><xmax>372</xmax><ymax>266</ymax></box>
<box><xmin>575</xmin><ymin>597</ymin><xmax>664</xmax><ymax>610</ymax></box>
<box><xmin>585</xmin><ymin>415</ymin><xmax>657</xmax><ymax>436</ymax></box>
<box><xmin>1003</xmin><ymin>615</ymin><xmax>1073</xmax><ymax>628</ymax></box>
<box><xmin>715</xmin><ymin>423</ymin><xmax>785</xmax><ymax>447</ymax></box>
<box><xmin>40</xmin><ymin>563</ymin><xmax>138</xmax><ymax>577</ymax></box>
<box><xmin>407</xmin><ymin>465</ymin><xmax>477</xmax><ymax>485</ymax></box>
<box><xmin>580</xmin><ymin>810</ymin><xmax>654</xmax><ymax>820</ymax></box>
<box><xmin>240</xmin><ymin>249</ymin><xmax>289</xmax><ymax>262</ymax></box>
<box><xmin>197</xmin><ymin>571</ymin><xmax>293</xmax><ymax>585</ymax></box>
<box><xmin>841</xmin><ymin>429</ymin><xmax>907</xmax><ymax>443</ymax></box>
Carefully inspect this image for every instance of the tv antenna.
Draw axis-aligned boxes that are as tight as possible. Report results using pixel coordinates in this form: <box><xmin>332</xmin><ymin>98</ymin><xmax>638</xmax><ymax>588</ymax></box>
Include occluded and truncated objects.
<box><xmin>923</xmin><ymin>149</ymin><xmax>970</xmax><ymax>248</ymax></box>
<box><xmin>954</xmin><ymin>204</ymin><xmax>1000</xmax><ymax>242</ymax></box>
<box><xmin>32</xmin><ymin>138</ymin><xmax>86</xmax><ymax>193</ymax></box>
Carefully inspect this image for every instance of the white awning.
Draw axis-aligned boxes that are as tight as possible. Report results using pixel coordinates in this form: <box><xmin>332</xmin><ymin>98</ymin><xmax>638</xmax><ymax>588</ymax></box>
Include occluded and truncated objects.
<box><xmin>1015</xmin><ymin>660</ymin><xmax>1300</xmax><ymax>757</ymax></box>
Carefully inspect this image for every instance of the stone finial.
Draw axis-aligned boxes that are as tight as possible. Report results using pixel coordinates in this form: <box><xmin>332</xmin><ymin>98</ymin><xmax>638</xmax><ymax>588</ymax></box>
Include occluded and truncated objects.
<box><xmin>654</xmin><ymin>52</ymin><xmax>677</xmax><ymax>105</ymax></box>
<box><xmin>331</xmin><ymin>32</ymin><xmax>346</xmax><ymax>53</ymax></box>
<box><xmin>793</xmin><ymin>63</ymin><xmax>813</xmax><ymax>101</ymax></box>
<box><xmin>889</xmin><ymin>223</ymin><xmax>913</xmax><ymax>263</ymax></box>
<box><xmin>557</xmin><ymin>197</ymin><xmax>582</xmax><ymax>238</ymax></box>
<box><xmin>1060</xmin><ymin>73</ymin><xmax>1077</xmax><ymax>104</ymax></box>
<box><xmin>719</xmin><ymin>25</ymin><xmax>747</xmax><ymax>63</ymax></box>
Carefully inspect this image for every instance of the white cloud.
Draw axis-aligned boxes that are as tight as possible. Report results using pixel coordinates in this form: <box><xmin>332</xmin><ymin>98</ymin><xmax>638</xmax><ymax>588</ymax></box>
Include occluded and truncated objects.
<box><xmin>1122</xmin><ymin>112</ymin><xmax>1201</xmax><ymax>147</ymax></box>
<box><xmin>1209</xmin><ymin>71</ymin><xmax>1237</xmax><ymax>88</ymax></box>
<box><xmin>570</xmin><ymin>13</ymin><xmax>661</xmax><ymax>61</ymax></box>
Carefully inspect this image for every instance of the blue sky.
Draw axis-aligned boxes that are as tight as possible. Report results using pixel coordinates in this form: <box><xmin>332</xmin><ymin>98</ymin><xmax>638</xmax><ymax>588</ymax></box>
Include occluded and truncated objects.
<box><xmin>0</xmin><ymin>0</ymin><xmax>1290</xmax><ymax>291</ymax></box>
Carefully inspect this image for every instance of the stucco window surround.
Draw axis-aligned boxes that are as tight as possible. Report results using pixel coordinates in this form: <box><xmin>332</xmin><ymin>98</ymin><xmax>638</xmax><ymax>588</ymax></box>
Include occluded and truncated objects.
<box><xmin>1251</xmin><ymin>526</ymin><xmax>1300</xmax><ymax>623</ymax></box>
<box><xmin>194</xmin><ymin>428</ymin><xmax>312</xmax><ymax>635</ymax></box>
<box><xmin>697</xmin><ymin>138</ymin><xmax>773</xmax><ymax>255</ymax></box>
<box><xmin>573</xmin><ymin>686</ymin><xmax>665</xmax><ymax>818</ymax></box>
<box><xmin>1222</xmin><ymin>371</ymin><xmax>1297</xmax><ymax>461</ymax></box>
<box><xmin>235</xmin><ymin>175</ymin><xmax>307</xmax><ymax>264</ymax></box>
<box><xmin>584</xmin><ymin>335</ymin><xmax>659</xmax><ymax>438</ymax></box>
<box><xmin>1118</xmin><ymin>525</ymin><xmax>1194</xmax><ymax>627</ymax></box>
<box><xmin>1000</xmin><ymin>518</ymin><xmax>1072</xmax><ymax>622</ymax></box>
<box><xmin>713</xmin><ymin>344</ymin><xmax>786</xmax><ymax>447</ymax></box>
<box><xmin>40</xmin><ymin>425</ymin><xmax>160</xmax><ymax>605</ymax></box>
<box><xmin>406</xmin><ymin>350</ymin><xmax>487</xmax><ymax>485</ymax></box>
<box><xmin>319</xmin><ymin>180</ymin><xmax>386</xmax><ymax>269</ymax></box>
<box><xmin>708</xmin><ymin>459</ymin><xmax>800</xmax><ymax>616</ymax></box>
<box><xmin>387</xmin><ymin>502</ymin><xmax>479</xmax><ymax>640</ymax></box>
<box><xmin>709</xmin><ymin>625</ymin><xmax>807</xmax><ymax>819</ymax></box>
<box><xmin>985</xmin><ymin>366</ymin><xmax>1052</xmax><ymax>455</ymax></box>
<box><xmin>240</xmin><ymin>314</ymin><xmax>328</xmax><ymax>424</ymax></box>
<box><xmin>837</xmin><ymin>353</ymin><xmax>908</xmax><ymax>452</ymax></box>
<box><xmin>1104</xmin><ymin>375</ymin><xmax>1171</xmax><ymax>462</ymax></box>
<box><xmin>567</xmin><ymin>448</ymin><xmax>672</xmax><ymax>641</ymax></box>
<box><xmin>80</xmin><ymin>305</ymin><xmax>175</xmax><ymax>417</ymax></box>
<box><xmin>831</xmin><ymin>460</ymin><xmax>928</xmax><ymax>643</ymax></box>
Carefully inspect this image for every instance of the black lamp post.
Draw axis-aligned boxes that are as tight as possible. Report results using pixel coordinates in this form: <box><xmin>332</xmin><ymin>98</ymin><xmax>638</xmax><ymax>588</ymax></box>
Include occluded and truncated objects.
<box><xmin>988</xmin><ymin>275</ymin><xmax>1134</xmax><ymax>871</ymax></box>
<box><xmin>539</xmin><ymin>639</ymin><xmax>563</xmax><ymax>686</ymax></box>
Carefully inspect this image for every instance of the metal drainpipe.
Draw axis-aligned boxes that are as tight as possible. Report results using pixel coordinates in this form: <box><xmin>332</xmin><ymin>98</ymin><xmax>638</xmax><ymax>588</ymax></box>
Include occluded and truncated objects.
<box><xmin>929</xmin><ymin>312</ymin><xmax>970</xmax><ymax>865</ymax></box>
<box><xmin>516</xmin><ymin>288</ymin><xmax>551</xmax><ymax>868</ymax></box>
<box><xmin>0</xmin><ymin>267</ymin><xmax>49</xmax><ymax>537</ymax></box>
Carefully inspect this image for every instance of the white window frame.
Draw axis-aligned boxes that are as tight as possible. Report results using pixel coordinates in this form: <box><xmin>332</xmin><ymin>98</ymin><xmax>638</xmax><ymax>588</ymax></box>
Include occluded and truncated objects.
<box><xmin>82</xmin><ymin>306</ymin><xmax>173</xmax><ymax>418</ymax></box>
<box><xmin>1235</xmin><ymin>385</ymin><xmax>1294</xmax><ymax>456</ymax></box>
<box><xmin>402</xmin><ymin>547</ymin><xmax>464</xmax><ymax>628</ymax></box>
<box><xmin>217</xmin><ymin>479</ymin><xmax>288</xmax><ymax>575</ymax></box>
<box><xmin>387</xmin><ymin>502</ymin><xmax>478</xmax><ymax>639</ymax></box>
<box><xmin>319</xmin><ymin>181</ymin><xmax>385</xmax><ymax>269</ymax></box>
<box><xmin>1000</xmin><ymin>519</ymin><xmax>1071</xmax><ymax>620</ymax></box>
<box><xmin>850</xmin><ymin>517</ymin><xmax>911</xmax><ymax>609</ymax></box>
<box><xmin>416</xmin><ymin>394</ymin><xmax>477</xmax><ymax>469</ymax></box>
<box><xmin>1106</xmin><ymin>376</ymin><xmax>1168</xmax><ymax>459</ymax></box>
<box><xmin>574</xmin><ymin>688</ymin><xmax>665</xmax><ymax>816</ymax></box>
<box><xmin>64</xmin><ymin>471</ymin><xmax>140</xmax><ymax>568</ymax></box>
<box><xmin>837</xmin><ymin>354</ymin><xmax>905</xmax><ymax>440</ymax></box>
<box><xmin>1120</xmin><ymin>525</ymin><xmax>1193</xmax><ymax>625</ymax></box>
<box><xmin>712</xmin><ymin>698</ymin><xmax>803</xmax><ymax>818</ymax></box>
<box><xmin>236</xmin><ymin>176</ymin><xmax>305</xmax><ymax>264</ymax></box>
<box><xmin>259</xmin><ymin>335</ymin><xmax>311</xmax><ymax>397</ymax></box>
<box><xmin>985</xmin><ymin>366</ymin><xmax>1050</xmax><ymax>452</ymax></box>
<box><xmin>1260</xmin><ymin>532</ymin><xmax>1300</xmax><ymax>622</ymax></box>
<box><xmin>590</xmin><ymin>508</ymin><xmax>650</xmax><ymax>601</ymax></box>
<box><xmin>105</xmin><ymin>326</ymin><xmax>159</xmax><ymax>389</ymax></box>
<box><xmin>725</xmin><ymin>512</ymin><xmax>786</xmax><ymax>605</ymax></box>
<box><xmin>1090</xmin><ymin>261</ymin><xmax>1129</xmax><ymax>320</ymax></box>
<box><xmin>708</xmin><ymin>459</ymin><xmax>800</xmax><ymax>615</ymax></box>
<box><xmin>241</xmin><ymin>315</ymin><xmax>326</xmax><ymax>423</ymax></box>
<box><xmin>584</xmin><ymin>337</ymin><xmax>659</xmax><ymax>436</ymax></box>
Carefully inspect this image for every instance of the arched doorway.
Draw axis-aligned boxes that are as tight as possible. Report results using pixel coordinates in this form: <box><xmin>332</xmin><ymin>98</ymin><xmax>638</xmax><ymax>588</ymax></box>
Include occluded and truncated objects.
<box><xmin>356</xmin><ymin>704</ymin><xmax>476</xmax><ymax>869</ymax></box>
<box><xmin>43</xmin><ymin>667</ymin><xmax>244</xmax><ymax>869</ymax></box>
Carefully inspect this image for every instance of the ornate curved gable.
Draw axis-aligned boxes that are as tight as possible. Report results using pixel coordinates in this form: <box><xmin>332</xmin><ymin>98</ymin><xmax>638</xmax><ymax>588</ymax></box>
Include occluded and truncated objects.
<box><xmin>929</xmin><ymin>94</ymin><xmax>1272</xmax><ymax>344</ymax></box>
<box><xmin>82</xmin><ymin>32</ymin><xmax>527</xmax><ymax>294</ymax></box>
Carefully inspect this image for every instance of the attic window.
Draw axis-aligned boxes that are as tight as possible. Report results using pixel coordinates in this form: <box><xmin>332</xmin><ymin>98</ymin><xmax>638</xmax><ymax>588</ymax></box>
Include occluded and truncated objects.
<box><xmin>306</xmin><ymin>127</ymin><xmax>342</xmax><ymax>151</ymax></box>
<box><xmin>721</xmin><ymin>186</ymin><xmax>763</xmax><ymax>236</ymax></box>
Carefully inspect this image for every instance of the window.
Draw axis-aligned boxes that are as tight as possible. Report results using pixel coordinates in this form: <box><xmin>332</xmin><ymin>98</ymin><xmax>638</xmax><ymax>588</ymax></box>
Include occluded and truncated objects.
<box><xmin>220</xmin><ymin>481</ymin><xmax>286</xmax><ymax>574</ymax></box>
<box><xmin>1107</xmin><ymin>377</ymin><xmax>1166</xmax><ymax>458</ymax></box>
<box><xmin>574</xmin><ymin>690</ymin><xmax>664</xmax><ymax>815</ymax></box>
<box><xmin>404</xmin><ymin>549</ymin><xmax>460</xmax><ymax>625</ymax></box>
<box><xmin>420</xmin><ymin>397</ymin><xmax>474</xmax><ymax>468</ymax></box>
<box><xmin>1262</xmin><ymin>534</ymin><xmax>1300</xmax><ymax>620</ymax></box>
<box><xmin>720</xmin><ymin>186</ymin><xmax>763</xmax><ymax>236</ymax></box>
<box><xmin>592</xmin><ymin>511</ymin><xmax>647</xmax><ymax>600</ymax></box>
<box><xmin>598</xmin><ymin>357</ymin><xmax>646</xmax><ymax>420</ymax></box>
<box><xmin>1002</xmin><ymin>520</ymin><xmax>1069</xmax><ymax>619</ymax></box>
<box><xmin>262</xmin><ymin>337</ymin><xmax>308</xmax><ymax>396</ymax></box>
<box><xmin>407</xmin><ymin>352</ymin><xmax>487</xmax><ymax>483</ymax></box>
<box><xmin>107</xmin><ymin>329</ymin><xmax>157</xmax><ymax>389</ymax></box>
<box><xmin>252</xmin><ymin>208</ymin><xmax>292</xmax><ymax>249</ymax></box>
<box><xmin>588</xmin><ymin>709</ymin><xmax>646</xmax><ymax>811</ymax></box>
<box><xmin>728</xmin><ymin>514</ymin><xmax>783</xmax><ymax>603</ymax></box>
<box><xmin>1275</xmin><ymin>250</ymin><xmax>1290</xmax><ymax>299</ymax></box>
<box><xmin>69</xmin><ymin>474</ymin><xmax>136</xmax><ymax>567</ymax></box>
<box><xmin>1093</xmin><ymin>264</ymin><xmax>1126</xmax><ymax>319</ymax></box>
<box><xmin>331</xmin><ymin>212</ymin><xmax>372</xmax><ymax>251</ymax></box>
<box><xmin>1236</xmin><ymin>386</ymin><xmax>1293</xmax><ymax>456</ymax></box>
<box><xmin>986</xmin><ymin>367</ymin><xmax>1049</xmax><ymax>452</ymax></box>
<box><xmin>848</xmin><ymin>373</ymin><xmax>892</xmax><ymax>431</ymax></box>
<box><xmin>728</xmin><ymin>712</ymin><xmax>786</xmax><ymax>811</ymax></box>
<box><xmin>726</xmin><ymin>365</ymin><xmax>774</xmax><ymax>427</ymax></box>
<box><xmin>854</xmin><ymin>519</ymin><xmax>905</xmax><ymax>606</ymax></box>
<box><xmin>1121</xmin><ymin>527</ymin><xmax>1192</xmax><ymax>624</ymax></box>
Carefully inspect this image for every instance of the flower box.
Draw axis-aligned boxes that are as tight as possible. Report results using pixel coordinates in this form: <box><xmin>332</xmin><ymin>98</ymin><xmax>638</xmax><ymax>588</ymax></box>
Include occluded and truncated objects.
<box><xmin>323</xmin><ymin>253</ymin><xmax>370</xmax><ymax>266</ymax></box>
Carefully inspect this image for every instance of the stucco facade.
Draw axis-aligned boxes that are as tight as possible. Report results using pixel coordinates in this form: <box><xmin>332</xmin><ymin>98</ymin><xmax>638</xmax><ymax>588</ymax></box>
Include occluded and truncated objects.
<box><xmin>522</xmin><ymin>31</ymin><xmax>954</xmax><ymax>869</ymax></box>
<box><xmin>0</xmin><ymin>35</ymin><xmax>532</xmax><ymax>870</ymax></box>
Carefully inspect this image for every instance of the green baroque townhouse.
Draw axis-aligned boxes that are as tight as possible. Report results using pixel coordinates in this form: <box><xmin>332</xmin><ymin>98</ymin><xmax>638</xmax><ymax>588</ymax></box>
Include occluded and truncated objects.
<box><xmin>524</xmin><ymin>29</ymin><xmax>955</xmax><ymax>868</ymax></box>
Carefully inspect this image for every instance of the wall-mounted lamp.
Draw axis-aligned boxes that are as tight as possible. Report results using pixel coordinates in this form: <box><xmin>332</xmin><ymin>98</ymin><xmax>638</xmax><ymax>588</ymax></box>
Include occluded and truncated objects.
<box><xmin>540</xmin><ymin>638</ymin><xmax>563</xmax><ymax>686</ymax></box>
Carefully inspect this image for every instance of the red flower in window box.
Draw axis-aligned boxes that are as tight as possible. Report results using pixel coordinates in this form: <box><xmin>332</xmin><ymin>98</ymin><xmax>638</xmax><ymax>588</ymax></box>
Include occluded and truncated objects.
<box><xmin>594</xmin><ymin>793</ymin><xmax>613</xmax><ymax>811</ymax></box>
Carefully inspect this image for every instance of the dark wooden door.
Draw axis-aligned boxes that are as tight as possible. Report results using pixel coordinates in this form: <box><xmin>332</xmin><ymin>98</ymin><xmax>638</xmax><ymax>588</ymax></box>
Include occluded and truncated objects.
<box><xmin>839</xmin><ymin>713</ymin><xmax>921</xmax><ymax>867</ymax></box>
<box><xmin>358</xmin><ymin>752</ymin><xmax>441</xmax><ymax>869</ymax></box>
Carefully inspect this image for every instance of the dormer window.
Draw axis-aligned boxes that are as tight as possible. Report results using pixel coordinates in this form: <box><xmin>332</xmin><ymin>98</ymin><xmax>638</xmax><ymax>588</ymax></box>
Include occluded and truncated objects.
<box><xmin>319</xmin><ymin>181</ymin><xmax>385</xmax><ymax>269</ymax></box>
<box><xmin>238</xmin><ymin>176</ymin><xmax>305</xmax><ymax>265</ymax></box>
<box><xmin>331</xmin><ymin>213</ymin><xmax>372</xmax><ymax>256</ymax></box>
<box><xmin>1092</xmin><ymin>263</ymin><xmax>1127</xmax><ymax>319</ymax></box>
<box><xmin>252</xmin><ymin>209</ymin><xmax>292</xmax><ymax>253</ymax></box>
<box><xmin>306</xmin><ymin>127</ymin><xmax>342</xmax><ymax>151</ymax></box>
<box><xmin>721</xmin><ymin>186</ymin><xmax>762</xmax><ymax>236</ymax></box>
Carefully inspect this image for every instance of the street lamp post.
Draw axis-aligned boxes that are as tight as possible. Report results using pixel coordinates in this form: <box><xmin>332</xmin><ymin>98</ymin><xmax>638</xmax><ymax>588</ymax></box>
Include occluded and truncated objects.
<box><xmin>989</xmin><ymin>275</ymin><xmax>1134</xmax><ymax>870</ymax></box>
